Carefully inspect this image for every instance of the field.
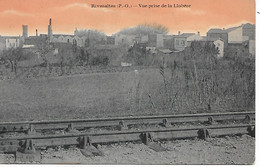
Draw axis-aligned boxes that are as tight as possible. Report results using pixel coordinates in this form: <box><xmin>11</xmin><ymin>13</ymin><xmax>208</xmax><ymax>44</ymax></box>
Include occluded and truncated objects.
<box><xmin>0</xmin><ymin>68</ymin><xmax>167</xmax><ymax>121</ymax></box>
<box><xmin>0</xmin><ymin>64</ymin><xmax>254</xmax><ymax>122</ymax></box>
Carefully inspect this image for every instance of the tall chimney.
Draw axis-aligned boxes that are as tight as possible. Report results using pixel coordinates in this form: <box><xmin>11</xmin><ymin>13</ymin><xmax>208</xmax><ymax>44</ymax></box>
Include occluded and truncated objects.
<box><xmin>198</xmin><ymin>31</ymin><xmax>200</xmax><ymax>36</ymax></box>
<box><xmin>48</xmin><ymin>18</ymin><xmax>52</xmax><ymax>37</ymax></box>
<box><xmin>36</xmin><ymin>29</ymin><xmax>38</xmax><ymax>36</ymax></box>
<box><xmin>178</xmin><ymin>31</ymin><xmax>181</xmax><ymax>35</ymax></box>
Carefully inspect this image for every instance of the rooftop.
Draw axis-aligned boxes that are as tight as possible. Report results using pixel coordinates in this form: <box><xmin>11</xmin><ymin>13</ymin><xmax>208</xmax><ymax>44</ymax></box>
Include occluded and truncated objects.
<box><xmin>178</xmin><ymin>33</ymin><xmax>196</xmax><ymax>38</ymax></box>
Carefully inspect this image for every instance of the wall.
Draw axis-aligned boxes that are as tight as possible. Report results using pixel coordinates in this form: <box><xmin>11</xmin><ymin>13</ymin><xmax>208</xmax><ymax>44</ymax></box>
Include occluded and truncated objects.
<box><xmin>207</xmin><ymin>32</ymin><xmax>228</xmax><ymax>47</ymax></box>
<box><xmin>228</xmin><ymin>27</ymin><xmax>243</xmax><ymax>43</ymax></box>
<box><xmin>213</xmin><ymin>39</ymin><xmax>224</xmax><ymax>57</ymax></box>
<box><xmin>187</xmin><ymin>34</ymin><xmax>203</xmax><ymax>42</ymax></box>
<box><xmin>163</xmin><ymin>38</ymin><xmax>174</xmax><ymax>50</ymax></box>
<box><xmin>5</xmin><ymin>38</ymin><xmax>19</xmax><ymax>49</ymax></box>
<box><xmin>242</xmin><ymin>24</ymin><xmax>255</xmax><ymax>40</ymax></box>
<box><xmin>0</xmin><ymin>37</ymin><xmax>5</xmax><ymax>51</ymax></box>
<box><xmin>174</xmin><ymin>37</ymin><xmax>187</xmax><ymax>51</ymax></box>
<box><xmin>249</xmin><ymin>40</ymin><xmax>255</xmax><ymax>56</ymax></box>
<box><xmin>51</xmin><ymin>35</ymin><xmax>87</xmax><ymax>47</ymax></box>
<box><xmin>156</xmin><ymin>34</ymin><xmax>164</xmax><ymax>48</ymax></box>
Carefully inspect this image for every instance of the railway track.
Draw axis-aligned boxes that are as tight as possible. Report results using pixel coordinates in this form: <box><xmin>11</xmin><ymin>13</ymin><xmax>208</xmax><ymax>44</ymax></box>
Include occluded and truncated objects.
<box><xmin>0</xmin><ymin>111</ymin><xmax>254</xmax><ymax>133</ymax></box>
<box><xmin>0</xmin><ymin>111</ymin><xmax>255</xmax><ymax>162</ymax></box>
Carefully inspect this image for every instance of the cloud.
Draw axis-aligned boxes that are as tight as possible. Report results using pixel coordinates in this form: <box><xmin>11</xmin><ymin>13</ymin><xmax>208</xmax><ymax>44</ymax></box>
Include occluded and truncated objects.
<box><xmin>0</xmin><ymin>10</ymin><xmax>34</xmax><ymax>17</ymax></box>
<box><xmin>180</xmin><ymin>8</ymin><xmax>206</xmax><ymax>15</ymax></box>
<box><xmin>57</xmin><ymin>3</ymin><xmax>112</xmax><ymax>13</ymax></box>
<box><xmin>62</xmin><ymin>3</ymin><xmax>90</xmax><ymax>10</ymax></box>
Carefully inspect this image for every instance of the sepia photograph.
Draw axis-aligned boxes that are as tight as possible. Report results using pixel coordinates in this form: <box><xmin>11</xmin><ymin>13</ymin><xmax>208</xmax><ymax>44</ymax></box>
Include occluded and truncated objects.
<box><xmin>0</xmin><ymin>0</ymin><xmax>256</xmax><ymax>164</ymax></box>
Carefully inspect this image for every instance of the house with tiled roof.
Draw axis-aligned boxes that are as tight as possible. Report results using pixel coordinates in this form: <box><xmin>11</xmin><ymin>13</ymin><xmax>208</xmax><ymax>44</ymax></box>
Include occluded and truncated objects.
<box><xmin>207</xmin><ymin>23</ymin><xmax>255</xmax><ymax>46</ymax></box>
<box><xmin>207</xmin><ymin>23</ymin><xmax>255</xmax><ymax>56</ymax></box>
<box><xmin>50</xmin><ymin>34</ymin><xmax>87</xmax><ymax>47</ymax></box>
<box><xmin>173</xmin><ymin>32</ymin><xmax>203</xmax><ymax>51</ymax></box>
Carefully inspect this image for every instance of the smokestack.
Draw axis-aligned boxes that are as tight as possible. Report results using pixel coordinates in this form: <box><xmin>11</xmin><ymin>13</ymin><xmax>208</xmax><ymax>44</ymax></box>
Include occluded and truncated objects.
<box><xmin>198</xmin><ymin>31</ymin><xmax>200</xmax><ymax>36</ymax></box>
<box><xmin>48</xmin><ymin>18</ymin><xmax>52</xmax><ymax>37</ymax></box>
<box><xmin>36</xmin><ymin>29</ymin><xmax>38</xmax><ymax>36</ymax></box>
<box><xmin>178</xmin><ymin>31</ymin><xmax>181</xmax><ymax>35</ymax></box>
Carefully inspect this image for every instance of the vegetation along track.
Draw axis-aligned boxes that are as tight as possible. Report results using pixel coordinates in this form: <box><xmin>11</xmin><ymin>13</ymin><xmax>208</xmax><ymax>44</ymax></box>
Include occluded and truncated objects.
<box><xmin>0</xmin><ymin>111</ymin><xmax>255</xmax><ymax>162</ymax></box>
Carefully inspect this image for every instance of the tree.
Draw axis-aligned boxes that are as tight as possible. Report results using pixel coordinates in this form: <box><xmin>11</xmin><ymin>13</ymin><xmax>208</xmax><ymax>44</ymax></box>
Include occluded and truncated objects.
<box><xmin>1</xmin><ymin>48</ymin><xmax>23</xmax><ymax>74</ymax></box>
<box><xmin>126</xmin><ymin>43</ymin><xmax>148</xmax><ymax>65</ymax></box>
<box><xmin>58</xmin><ymin>47</ymin><xmax>78</xmax><ymax>75</ymax></box>
<box><xmin>34</xmin><ymin>38</ymin><xmax>51</xmax><ymax>68</ymax></box>
<box><xmin>166</xmin><ymin>41</ymin><xmax>219</xmax><ymax>111</ymax></box>
<box><xmin>78</xmin><ymin>48</ymin><xmax>90</xmax><ymax>66</ymax></box>
<box><xmin>116</xmin><ymin>23</ymin><xmax>169</xmax><ymax>36</ymax></box>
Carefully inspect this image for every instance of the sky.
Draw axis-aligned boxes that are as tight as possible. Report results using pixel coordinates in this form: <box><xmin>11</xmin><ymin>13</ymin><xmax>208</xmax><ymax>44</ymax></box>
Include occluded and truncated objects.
<box><xmin>0</xmin><ymin>0</ymin><xmax>255</xmax><ymax>36</ymax></box>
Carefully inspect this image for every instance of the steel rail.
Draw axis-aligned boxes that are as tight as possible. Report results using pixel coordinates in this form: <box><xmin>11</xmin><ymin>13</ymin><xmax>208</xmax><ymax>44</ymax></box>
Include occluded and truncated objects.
<box><xmin>0</xmin><ymin>111</ymin><xmax>254</xmax><ymax>133</ymax></box>
<box><xmin>0</xmin><ymin>123</ymin><xmax>255</xmax><ymax>153</ymax></box>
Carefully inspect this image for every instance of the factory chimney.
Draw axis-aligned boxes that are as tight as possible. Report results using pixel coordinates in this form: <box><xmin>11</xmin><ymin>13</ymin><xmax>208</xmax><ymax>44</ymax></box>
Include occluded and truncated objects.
<box><xmin>48</xmin><ymin>18</ymin><xmax>52</xmax><ymax>37</ymax></box>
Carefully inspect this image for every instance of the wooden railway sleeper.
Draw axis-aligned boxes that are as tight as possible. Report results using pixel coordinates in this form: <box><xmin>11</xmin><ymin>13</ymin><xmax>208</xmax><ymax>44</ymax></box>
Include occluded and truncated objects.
<box><xmin>79</xmin><ymin>136</ymin><xmax>103</xmax><ymax>157</ymax></box>
<box><xmin>15</xmin><ymin>139</ymin><xmax>41</xmax><ymax>163</ymax></box>
<box><xmin>26</xmin><ymin>124</ymin><xmax>36</xmax><ymax>135</ymax></box>
<box><xmin>66</xmin><ymin>123</ymin><xmax>79</xmax><ymax>133</ymax></box>
<box><xmin>198</xmin><ymin>129</ymin><xmax>211</xmax><ymax>141</ymax></box>
<box><xmin>141</xmin><ymin>132</ymin><xmax>169</xmax><ymax>152</ymax></box>
<box><xmin>162</xmin><ymin>119</ymin><xmax>172</xmax><ymax>127</ymax></box>
<box><xmin>119</xmin><ymin>120</ymin><xmax>128</xmax><ymax>130</ymax></box>
<box><xmin>244</xmin><ymin>115</ymin><xmax>252</xmax><ymax>124</ymax></box>
<box><xmin>247</xmin><ymin>125</ymin><xmax>255</xmax><ymax>137</ymax></box>
<box><xmin>19</xmin><ymin>139</ymin><xmax>36</xmax><ymax>154</ymax></box>
<box><xmin>141</xmin><ymin>132</ymin><xmax>153</xmax><ymax>145</ymax></box>
<box><xmin>208</xmin><ymin>117</ymin><xmax>217</xmax><ymax>125</ymax></box>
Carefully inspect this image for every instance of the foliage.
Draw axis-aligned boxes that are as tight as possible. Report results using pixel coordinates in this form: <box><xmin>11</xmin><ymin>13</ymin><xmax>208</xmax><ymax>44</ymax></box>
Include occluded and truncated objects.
<box><xmin>34</xmin><ymin>38</ymin><xmax>51</xmax><ymax>68</ymax></box>
<box><xmin>116</xmin><ymin>23</ymin><xmax>168</xmax><ymax>36</ymax></box>
<box><xmin>1</xmin><ymin>48</ymin><xmax>24</xmax><ymax>74</ymax></box>
<box><xmin>126</xmin><ymin>43</ymin><xmax>149</xmax><ymax>65</ymax></box>
<box><xmin>90</xmin><ymin>55</ymin><xmax>109</xmax><ymax>66</ymax></box>
<box><xmin>77</xmin><ymin>48</ymin><xmax>90</xmax><ymax>66</ymax></box>
<box><xmin>153</xmin><ymin>41</ymin><xmax>254</xmax><ymax>113</ymax></box>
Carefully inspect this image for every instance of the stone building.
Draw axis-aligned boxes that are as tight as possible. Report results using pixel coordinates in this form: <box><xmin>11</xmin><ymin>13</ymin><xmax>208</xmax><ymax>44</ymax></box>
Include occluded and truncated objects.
<box><xmin>207</xmin><ymin>23</ymin><xmax>255</xmax><ymax>56</ymax></box>
<box><xmin>174</xmin><ymin>32</ymin><xmax>202</xmax><ymax>51</ymax></box>
<box><xmin>147</xmin><ymin>34</ymin><xmax>164</xmax><ymax>48</ymax></box>
<box><xmin>5</xmin><ymin>36</ymin><xmax>21</xmax><ymax>49</ymax></box>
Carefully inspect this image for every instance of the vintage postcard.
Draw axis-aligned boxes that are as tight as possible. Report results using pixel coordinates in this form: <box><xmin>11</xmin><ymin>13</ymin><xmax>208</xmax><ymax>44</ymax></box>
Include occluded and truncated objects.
<box><xmin>0</xmin><ymin>0</ymin><xmax>256</xmax><ymax>164</ymax></box>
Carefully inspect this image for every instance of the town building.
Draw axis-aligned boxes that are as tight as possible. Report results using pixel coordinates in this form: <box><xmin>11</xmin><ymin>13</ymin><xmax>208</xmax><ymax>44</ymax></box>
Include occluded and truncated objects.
<box><xmin>147</xmin><ymin>34</ymin><xmax>164</xmax><ymax>48</ymax></box>
<box><xmin>174</xmin><ymin>32</ymin><xmax>203</xmax><ymax>51</ymax></box>
<box><xmin>207</xmin><ymin>23</ymin><xmax>255</xmax><ymax>56</ymax></box>
<box><xmin>163</xmin><ymin>35</ymin><xmax>177</xmax><ymax>50</ymax></box>
<box><xmin>5</xmin><ymin>36</ymin><xmax>21</xmax><ymax>49</ymax></box>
